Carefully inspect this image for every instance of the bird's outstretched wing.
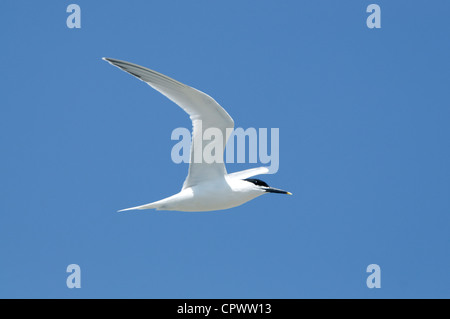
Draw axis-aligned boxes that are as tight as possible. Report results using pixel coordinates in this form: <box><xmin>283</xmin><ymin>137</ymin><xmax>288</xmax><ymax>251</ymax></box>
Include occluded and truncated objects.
<box><xmin>103</xmin><ymin>58</ymin><xmax>235</xmax><ymax>188</ymax></box>
<box><xmin>227</xmin><ymin>167</ymin><xmax>270</xmax><ymax>180</ymax></box>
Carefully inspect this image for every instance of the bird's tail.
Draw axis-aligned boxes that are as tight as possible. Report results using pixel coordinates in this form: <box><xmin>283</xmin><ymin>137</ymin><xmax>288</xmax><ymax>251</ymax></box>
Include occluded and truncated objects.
<box><xmin>117</xmin><ymin>200</ymin><xmax>163</xmax><ymax>212</ymax></box>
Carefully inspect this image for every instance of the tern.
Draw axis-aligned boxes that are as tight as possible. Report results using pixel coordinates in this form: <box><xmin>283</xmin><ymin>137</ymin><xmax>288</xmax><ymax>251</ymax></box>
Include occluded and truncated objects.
<box><xmin>103</xmin><ymin>58</ymin><xmax>291</xmax><ymax>212</ymax></box>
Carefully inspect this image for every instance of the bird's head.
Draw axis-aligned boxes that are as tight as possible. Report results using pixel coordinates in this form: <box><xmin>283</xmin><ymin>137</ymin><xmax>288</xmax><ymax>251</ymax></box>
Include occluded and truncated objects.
<box><xmin>244</xmin><ymin>178</ymin><xmax>292</xmax><ymax>195</ymax></box>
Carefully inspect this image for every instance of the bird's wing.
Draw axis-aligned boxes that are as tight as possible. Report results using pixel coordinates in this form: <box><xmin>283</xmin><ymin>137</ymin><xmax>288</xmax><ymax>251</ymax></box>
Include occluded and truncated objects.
<box><xmin>103</xmin><ymin>58</ymin><xmax>234</xmax><ymax>189</ymax></box>
<box><xmin>227</xmin><ymin>167</ymin><xmax>270</xmax><ymax>180</ymax></box>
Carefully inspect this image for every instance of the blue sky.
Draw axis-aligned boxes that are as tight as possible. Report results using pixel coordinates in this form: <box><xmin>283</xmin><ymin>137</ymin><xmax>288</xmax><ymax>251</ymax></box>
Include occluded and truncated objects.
<box><xmin>1</xmin><ymin>1</ymin><xmax>449</xmax><ymax>298</ymax></box>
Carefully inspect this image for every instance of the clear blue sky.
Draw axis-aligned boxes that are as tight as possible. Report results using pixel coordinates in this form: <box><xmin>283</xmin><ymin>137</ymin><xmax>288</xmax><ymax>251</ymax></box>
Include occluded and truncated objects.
<box><xmin>1</xmin><ymin>1</ymin><xmax>449</xmax><ymax>298</ymax></box>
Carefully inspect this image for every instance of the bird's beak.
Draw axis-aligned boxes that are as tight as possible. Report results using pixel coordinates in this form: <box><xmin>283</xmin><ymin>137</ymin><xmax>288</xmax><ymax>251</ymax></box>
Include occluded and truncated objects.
<box><xmin>264</xmin><ymin>187</ymin><xmax>292</xmax><ymax>195</ymax></box>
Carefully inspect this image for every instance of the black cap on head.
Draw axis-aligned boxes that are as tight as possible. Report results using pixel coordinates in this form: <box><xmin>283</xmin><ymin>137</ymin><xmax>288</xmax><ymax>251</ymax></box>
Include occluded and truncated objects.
<box><xmin>244</xmin><ymin>178</ymin><xmax>269</xmax><ymax>187</ymax></box>
<box><xmin>244</xmin><ymin>178</ymin><xmax>292</xmax><ymax>195</ymax></box>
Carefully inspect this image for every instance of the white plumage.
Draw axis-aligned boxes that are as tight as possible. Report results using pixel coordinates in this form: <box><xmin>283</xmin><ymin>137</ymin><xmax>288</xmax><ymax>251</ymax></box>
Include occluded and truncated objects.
<box><xmin>103</xmin><ymin>58</ymin><xmax>291</xmax><ymax>212</ymax></box>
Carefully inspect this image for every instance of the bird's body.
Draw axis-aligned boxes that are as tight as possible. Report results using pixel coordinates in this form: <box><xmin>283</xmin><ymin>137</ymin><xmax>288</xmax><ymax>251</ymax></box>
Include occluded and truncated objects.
<box><xmin>103</xmin><ymin>58</ymin><xmax>291</xmax><ymax>212</ymax></box>
<box><xmin>129</xmin><ymin>177</ymin><xmax>263</xmax><ymax>212</ymax></box>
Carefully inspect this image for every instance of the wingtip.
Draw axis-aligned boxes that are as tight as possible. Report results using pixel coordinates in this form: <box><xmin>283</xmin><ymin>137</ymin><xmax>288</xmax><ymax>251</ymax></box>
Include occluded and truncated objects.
<box><xmin>103</xmin><ymin>57</ymin><xmax>120</xmax><ymax>65</ymax></box>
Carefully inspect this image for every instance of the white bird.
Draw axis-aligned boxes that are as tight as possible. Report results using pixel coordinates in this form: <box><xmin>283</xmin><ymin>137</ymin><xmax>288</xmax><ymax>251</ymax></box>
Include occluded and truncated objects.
<box><xmin>103</xmin><ymin>58</ymin><xmax>291</xmax><ymax>212</ymax></box>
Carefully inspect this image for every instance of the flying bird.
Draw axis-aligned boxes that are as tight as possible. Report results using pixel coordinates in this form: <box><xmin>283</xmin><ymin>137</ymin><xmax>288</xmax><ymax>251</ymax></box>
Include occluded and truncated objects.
<box><xmin>103</xmin><ymin>58</ymin><xmax>291</xmax><ymax>212</ymax></box>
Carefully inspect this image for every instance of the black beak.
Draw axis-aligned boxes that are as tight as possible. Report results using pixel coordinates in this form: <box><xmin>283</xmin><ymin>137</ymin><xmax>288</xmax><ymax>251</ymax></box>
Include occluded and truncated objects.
<box><xmin>264</xmin><ymin>187</ymin><xmax>292</xmax><ymax>195</ymax></box>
